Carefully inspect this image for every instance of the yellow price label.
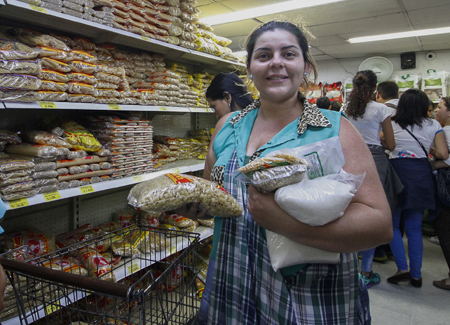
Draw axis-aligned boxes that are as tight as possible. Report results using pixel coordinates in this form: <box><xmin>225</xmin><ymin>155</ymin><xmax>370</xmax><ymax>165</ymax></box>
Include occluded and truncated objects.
<box><xmin>133</xmin><ymin>175</ymin><xmax>144</xmax><ymax>182</ymax></box>
<box><xmin>80</xmin><ymin>185</ymin><xmax>95</xmax><ymax>194</ymax></box>
<box><xmin>159</xmin><ymin>106</ymin><xmax>168</xmax><ymax>111</ymax></box>
<box><xmin>8</xmin><ymin>198</ymin><xmax>29</xmax><ymax>209</ymax></box>
<box><xmin>127</xmin><ymin>263</ymin><xmax>140</xmax><ymax>274</ymax></box>
<box><xmin>38</xmin><ymin>101</ymin><xmax>57</xmax><ymax>109</ymax></box>
<box><xmin>140</xmin><ymin>36</ymin><xmax>151</xmax><ymax>42</ymax></box>
<box><xmin>43</xmin><ymin>191</ymin><xmax>61</xmax><ymax>202</ymax></box>
<box><xmin>172</xmin><ymin>168</ymin><xmax>181</xmax><ymax>174</ymax></box>
<box><xmin>108</xmin><ymin>104</ymin><xmax>121</xmax><ymax>110</ymax></box>
<box><xmin>29</xmin><ymin>4</ymin><xmax>47</xmax><ymax>13</ymax></box>
<box><xmin>169</xmin><ymin>245</ymin><xmax>177</xmax><ymax>254</ymax></box>
<box><xmin>45</xmin><ymin>302</ymin><xmax>60</xmax><ymax>315</ymax></box>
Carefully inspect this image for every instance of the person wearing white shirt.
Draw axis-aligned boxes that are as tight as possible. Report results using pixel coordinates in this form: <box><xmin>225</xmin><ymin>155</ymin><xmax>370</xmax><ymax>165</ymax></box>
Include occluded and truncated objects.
<box><xmin>376</xmin><ymin>80</ymin><xmax>399</xmax><ymax>116</ymax></box>
<box><xmin>387</xmin><ymin>89</ymin><xmax>448</xmax><ymax>288</ymax></box>
<box><xmin>344</xmin><ymin>70</ymin><xmax>400</xmax><ymax>288</ymax></box>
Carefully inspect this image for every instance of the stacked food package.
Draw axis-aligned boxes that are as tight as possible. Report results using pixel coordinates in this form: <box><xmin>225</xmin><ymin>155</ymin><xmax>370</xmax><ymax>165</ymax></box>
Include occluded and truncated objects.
<box><xmin>166</xmin><ymin>62</ymin><xmax>203</xmax><ymax>108</ymax></box>
<box><xmin>88</xmin><ymin>115</ymin><xmax>155</xmax><ymax>179</ymax></box>
<box><xmin>191</xmin><ymin>72</ymin><xmax>213</xmax><ymax>108</ymax></box>
<box><xmin>153</xmin><ymin>135</ymin><xmax>205</xmax><ymax>162</ymax></box>
<box><xmin>14</xmin><ymin>0</ymin><xmax>239</xmax><ymax>61</ymax></box>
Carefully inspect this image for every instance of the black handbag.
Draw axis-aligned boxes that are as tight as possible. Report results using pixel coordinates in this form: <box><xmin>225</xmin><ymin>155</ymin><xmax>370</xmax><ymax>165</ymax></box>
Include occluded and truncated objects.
<box><xmin>437</xmin><ymin>167</ymin><xmax>450</xmax><ymax>206</ymax></box>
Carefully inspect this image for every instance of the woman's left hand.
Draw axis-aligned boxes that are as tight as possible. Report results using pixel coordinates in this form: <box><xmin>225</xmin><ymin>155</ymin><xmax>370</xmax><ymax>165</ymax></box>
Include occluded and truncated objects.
<box><xmin>247</xmin><ymin>186</ymin><xmax>288</xmax><ymax>231</ymax></box>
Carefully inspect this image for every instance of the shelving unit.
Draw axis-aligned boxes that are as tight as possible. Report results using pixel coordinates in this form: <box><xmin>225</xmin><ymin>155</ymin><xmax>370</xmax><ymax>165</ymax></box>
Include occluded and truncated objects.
<box><xmin>0</xmin><ymin>2</ymin><xmax>230</xmax><ymax>322</ymax></box>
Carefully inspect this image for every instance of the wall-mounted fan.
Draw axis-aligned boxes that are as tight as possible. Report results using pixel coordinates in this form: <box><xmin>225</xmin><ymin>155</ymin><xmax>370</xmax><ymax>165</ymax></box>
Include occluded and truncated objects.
<box><xmin>358</xmin><ymin>56</ymin><xmax>394</xmax><ymax>82</ymax></box>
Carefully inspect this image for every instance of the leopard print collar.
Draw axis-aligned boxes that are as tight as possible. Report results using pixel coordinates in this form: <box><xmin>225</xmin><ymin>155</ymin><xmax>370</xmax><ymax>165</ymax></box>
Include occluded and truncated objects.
<box><xmin>230</xmin><ymin>93</ymin><xmax>332</xmax><ymax>135</ymax></box>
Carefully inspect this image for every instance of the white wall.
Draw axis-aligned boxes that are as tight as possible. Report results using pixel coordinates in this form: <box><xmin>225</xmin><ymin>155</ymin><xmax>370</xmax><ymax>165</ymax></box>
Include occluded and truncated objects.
<box><xmin>316</xmin><ymin>49</ymin><xmax>450</xmax><ymax>84</ymax></box>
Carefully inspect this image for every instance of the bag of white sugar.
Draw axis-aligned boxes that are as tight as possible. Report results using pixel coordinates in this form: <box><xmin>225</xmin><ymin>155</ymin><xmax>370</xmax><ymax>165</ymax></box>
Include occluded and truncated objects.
<box><xmin>274</xmin><ymin>171</ymin><xmax>365</xmax><ymax>226</ymax></box>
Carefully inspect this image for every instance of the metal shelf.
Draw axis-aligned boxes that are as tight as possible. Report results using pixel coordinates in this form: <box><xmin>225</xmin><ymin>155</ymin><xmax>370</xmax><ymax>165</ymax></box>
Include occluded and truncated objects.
<box><xmin>0</xmin><ymin>0</ymin><xmax>245</xmax><ymax>70</ymax></box>
<box><xmin>3</xmin><ymin>159</ymin><xmax>205</xmax><ymax>210</ymax></box>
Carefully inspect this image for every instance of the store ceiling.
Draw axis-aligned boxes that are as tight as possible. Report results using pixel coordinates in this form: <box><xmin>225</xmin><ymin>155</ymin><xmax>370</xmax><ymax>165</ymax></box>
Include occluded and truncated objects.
<box><xmin>197</xmin><ymin>0</ymin><xmax>450</xmax><ymax>62</ymax></box>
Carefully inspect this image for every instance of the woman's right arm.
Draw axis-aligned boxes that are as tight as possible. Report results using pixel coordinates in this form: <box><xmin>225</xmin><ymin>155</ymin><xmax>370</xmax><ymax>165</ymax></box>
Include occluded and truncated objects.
<box><xmin>433</xmin><ymin>131</ymin><xmax>449</xmax><ymax>160</ymax></box>
<box><xmin>381</xmin><ymin>116</ymin><xmax>395</xmax><ymax>151</ymax></box>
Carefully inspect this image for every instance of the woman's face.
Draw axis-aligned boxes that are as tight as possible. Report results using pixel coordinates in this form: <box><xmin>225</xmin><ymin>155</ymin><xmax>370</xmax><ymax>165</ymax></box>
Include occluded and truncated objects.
<box><xmin>247</xmin><ymin>29</ymin><xmax>308</xmax><ymax>103</ymax></box>
<box><xmin>434</xmin><ymin>100</ymin><xmax>450</xmax><ymax>124</ymax></box>
<box><xmin>207</xmin><ymin>98</ymin><xmax>230</xmax><ymax>119</ymax></box>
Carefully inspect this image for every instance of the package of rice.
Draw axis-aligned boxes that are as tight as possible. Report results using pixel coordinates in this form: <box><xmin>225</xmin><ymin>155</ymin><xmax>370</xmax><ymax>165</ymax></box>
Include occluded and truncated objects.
<box><xmin>128</xmin><ymin>173</ymin><xmax>242</xmax><ymax>217</ymax></box>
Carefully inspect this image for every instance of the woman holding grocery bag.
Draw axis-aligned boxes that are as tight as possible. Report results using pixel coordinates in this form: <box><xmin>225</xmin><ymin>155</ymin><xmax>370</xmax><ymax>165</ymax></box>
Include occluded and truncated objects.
<box><xmin>188</xmin><ymin>20</ymin><xmax>392</xmax><ymax>324</ymax></box>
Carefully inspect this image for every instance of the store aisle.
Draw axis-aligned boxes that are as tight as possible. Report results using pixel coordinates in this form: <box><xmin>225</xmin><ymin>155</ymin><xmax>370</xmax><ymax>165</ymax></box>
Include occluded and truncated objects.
<box><xmin>369</xmin><ymin>237</ymin><xmax>449</xmax><ymax>325</ymax></box>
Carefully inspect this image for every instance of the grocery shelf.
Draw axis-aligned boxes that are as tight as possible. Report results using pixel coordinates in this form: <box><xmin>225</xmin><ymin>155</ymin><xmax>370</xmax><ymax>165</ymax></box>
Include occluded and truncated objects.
<box><xmin>3</xmin><ymin>159</ymin><xmax>205</xmax><ymax>210</ymax></box>
<box><xmin>1</xmin><ymin>101</ymin><xmax>214</xmax><ymax>113</ymax></box>
<box><xmin>2</xmin><ymin>226</ymin><xmax>213</xmax><ymax>325</ymax></box>
<box><xmin>0</xmin><ymin>0</ymin><xmax>245</xmax><ymax>70</ymax></box>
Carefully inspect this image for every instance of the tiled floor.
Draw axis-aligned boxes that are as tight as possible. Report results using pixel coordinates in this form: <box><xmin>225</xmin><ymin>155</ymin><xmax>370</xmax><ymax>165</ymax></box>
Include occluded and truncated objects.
<box><xmin>368</xmin><ymin>237</ymin><xmax>449</xmax><ymax>325</ymax></box>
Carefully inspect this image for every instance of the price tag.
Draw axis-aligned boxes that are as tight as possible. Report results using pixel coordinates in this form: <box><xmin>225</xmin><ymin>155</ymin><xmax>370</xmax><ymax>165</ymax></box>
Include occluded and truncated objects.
<box><xmin>45</xmin><ymin>302</ymin><xmax>60</xmax><ymax>315</ymax></box>
<box><xmin>8</xmin><ymin>198</ymin><xmax>29</xmax><ymax>209</ymax></box>
<box><xmin>140</xmin><ymin>36</ymin><xmax>151</xmax><ymax>42</ymax></box>
<box><xmin>159</xmin><ymin>106</ymin><xmax>168</xmax><ymax>111</ymax></box>
<box><xmin>43</xmin><ymin>191</ymin><xmax>61</xmax><ymax>202</ymax></box>
<box><xmin>80</xmin><ymin>185</ymin><xmax>95</xmax><ymax>194</ymax></box>
<box><xmin>169</xmin><ymin>245</ymin><xmax>177</xmax><ymax>254</ymax></box>
<box><xmin>133</xmin><ymin>175</ymin><xmax>144</xmax><ymax>182</ymax></box>
<box><xmin>29</xmin><ymin>4</ymin><xmax>47</xmax><ymax>13</ymax></box>
<box><xmin>38</xmin><ymin>101</ymin><xmax>57</xmax><ymax>109</ymax></box>
<box><xmin>127</xmin><ymin>263</ymin><xmax>140</xmax><ymax>274</ymax></box>
<box><xmin>108</xmin><ymin>104</ymin><xmax>121</xmax><ymax>110</ymax></box>
<box><xmin>172</xmin><ymin>168</ymin><xmax>181</xmax><ymax>174</ymax></box>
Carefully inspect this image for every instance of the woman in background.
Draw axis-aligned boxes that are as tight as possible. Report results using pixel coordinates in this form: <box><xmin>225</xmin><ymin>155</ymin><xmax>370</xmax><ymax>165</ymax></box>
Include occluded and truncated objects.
<box><xmin>387</xmin><ymin>89</ymin><xmax>448</xmax><ymax>287</ymax></box>
<box><xmin>205</xmin><ymin>72</ymin><xmax>254</xmax><ymax>119</ymax></box>
<box><xmin>344</xmin><ymin>70</ymin><xmax>399</xmax><ymax>288</ymax></box>
<box><xmin>431</xmin><ymin>97</ymin><xmax>450</xmax><ymax>290</ymax></box>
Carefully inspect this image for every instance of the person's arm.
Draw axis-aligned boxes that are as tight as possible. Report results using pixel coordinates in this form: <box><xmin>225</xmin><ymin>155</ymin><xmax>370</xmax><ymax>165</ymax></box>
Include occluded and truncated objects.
<box><xmin>432</xmin><ymin>131</ymin><xmax>449</xmax><ymax>160</ymax></box>
<box><xmin>248</xmin><ymin>116</ymin><xmax>393</xmax><ymax>253</ymax></box>
<box><xmin>381</xmin><ymin>116</ymin><xmax>395</xmax><ymax>151</ymax></box>
<box><xmin>0</xmin><ymin>264</ymin><xmax>6</xmax><ymax>311</ymax></box>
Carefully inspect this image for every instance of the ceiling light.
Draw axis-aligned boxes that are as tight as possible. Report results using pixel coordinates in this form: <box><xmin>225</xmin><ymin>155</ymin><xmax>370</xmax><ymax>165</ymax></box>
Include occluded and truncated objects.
<box><xmin>200</xmin><ymin>0</ymin><xmax>345</xmax><ymax>26</ymax></box>
<box><xmin>348</xmin><ymin>27</ymin><xmax>450</xmax><ymax>43</ymax></box>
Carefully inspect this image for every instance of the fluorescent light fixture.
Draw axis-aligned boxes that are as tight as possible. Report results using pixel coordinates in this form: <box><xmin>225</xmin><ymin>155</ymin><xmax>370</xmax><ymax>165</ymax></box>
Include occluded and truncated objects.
<box><xmin>348</xmin><ymin>26</ymin><xmax>450</xmax><ymax>43</ymax></box>
<box><xmin>200</xmin><ymin>0</ymin><xmax>344</xmax><ymax>26</ymax></box>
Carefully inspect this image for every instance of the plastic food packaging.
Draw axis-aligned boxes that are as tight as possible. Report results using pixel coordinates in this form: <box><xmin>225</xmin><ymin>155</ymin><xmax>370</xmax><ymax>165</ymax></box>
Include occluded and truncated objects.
<box><xmin>114</xmin><ymin>207</ymin><xmax>136</xmax><ymax>228</ymax></box>
<box><xmin>38</xmin><ymin>69</ymin><xmax>69</xmax><ymax>83</ymax></box>
<box><xmin>39</xmin><ymin>57</ymin><xmax>71</xmax><ymax>73</ymax></box>
<box><xmin>237</xmin><ymin>154</ymin><xmax>310</xmax><ymax>194</ymax></box>
<box><xmin>34</xmin><ymin>178</ymin><xmax>58</xmax><ymax>187</ymax></box>
<box><xmin>0</xmin><ymin>38</ymin><xmax>39</xmax><ymax>60</ymax></box>
<box><xmin>128</xmin><ymin>173</ymin><xmax>243</xmax><ymax>217</ymax></box>
<box><xmin>67</xmin><ymin>94</ymin><xmax>95</xmax><ymax>102</ymax></box>
<box><xmin>33</xmin><ymin>161</ymin><xmax>57</xmax><ymax>172</ymax></box>
<box><xmin>67</xmin><ymin>81</ymin><xmax>95</xmax><ymax>94</ymax></box>
<box><xmin>66</xmin><ymin>150</ymin><xmax>87</xmax><ymax>160</ymax></box>
<box><xmin>5</xmin><ymin>143</ymin><xmax>62</xmax><ymax>157</ymax></box>
<box><xmin>24</xmin><ymin>130</ymin><xmax>73</xmax><ymax>149</ymax></box>
<box><xmin>1</xmin><ymin>189</ymin><xmax>38</xmax><ymax>200</ymax></box>
<box><xmin>31</xmin><ymin>170</ymin><xmax>59</xmax><ymax>179</ymax></box>
<box><xmin>160</xmin><ymin>213</ymin><xmax>196</xmax><ymax>228</ymax></box>
<box><xmin>56</xmin><ymin>155</ymin><xmax>107</xmax><ymax>168</ymax></box>
<box><xmin>67</xmin><ymin>72</ymin><xmax>97</xmax><ymax>84</ymax></box>
<box><xmin>0</xmin><ymin>74</ymin><xmax>42</xmax><ymax>90</ymax></box>
<box><xmin>0</xmin><ymin>181</ymin><xmax>35</xmax><ymax>195</ymax></box>
<box><xmin>38</xmin><ymin>80</ymin><xmax>69</xmax><ymax>91</ymax></box>
<box><xmin>78</xmin><ymin>248</ymin><xmax>116</xmax><ymax>281</ymax></box>
<box><xmin>14</xmin><ymin>27</ymin><xmax>70</xmax><ymax>51</ymax></box>
<box><xmin>0</xmin><ymin>60</ymin><xmax>42</xmax><ymax>75</ymax></box>
<box><xmin>2</xmin><ymin>229</ymin><xmax>56</xmax><ymax>260</ymax></box>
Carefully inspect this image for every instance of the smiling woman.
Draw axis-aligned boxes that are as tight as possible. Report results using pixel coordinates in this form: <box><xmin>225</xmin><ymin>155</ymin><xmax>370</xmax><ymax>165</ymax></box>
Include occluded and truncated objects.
<box><xmin>196</xmin><ymin>19</ymin><xmax>392</xmax><ymax>324</ymax></box>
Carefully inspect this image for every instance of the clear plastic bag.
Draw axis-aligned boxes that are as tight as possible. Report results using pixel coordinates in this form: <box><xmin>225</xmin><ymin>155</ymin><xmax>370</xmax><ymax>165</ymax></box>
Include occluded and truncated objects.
<box><xmin>0</xmin><ymin>74</ymin><xmax>42</xmax><ymax>90</ymax></box>
<box><xmin>128</xmin><ymin>173</ymin><xmax>243</xmax><ymax>217</ymax></box>
<box><xmin>0</xmin><ymin>59</ymin><xmax>41</xmax><ymax>75</ymax></box>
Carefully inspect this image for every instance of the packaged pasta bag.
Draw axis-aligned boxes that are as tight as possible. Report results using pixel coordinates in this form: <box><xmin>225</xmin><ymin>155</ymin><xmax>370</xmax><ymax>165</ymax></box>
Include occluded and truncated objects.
<box><xmin>128</xmin><ymin>173</ymin><xmax>242</xmax><ymax>217</ymax></box>
<box><xmin>125</xmin><ymin>226</ymin><xmax>168</xmax><ymax>253</ymax></box>
<box><xmin>110</xmin><ymin>234</ymin><xmax>140</xmax><ymax>257</ymax></box>
<box><xmin>237</xmin><ymin>154</ymin><xmax>309</xmax><ymax>194</ymax></box>
<box><xmin>160</xmin><ymin>213</ymin><xmax>196</xmax><ymax>228</ymax></box>
<box><xmin>78</xmin><ymin>248</ymin><xmax>116</xmax><ymax>282</ymax></box>
<box><xmin>139</xmin><ymin>210</ymin><xmax>161</xmax><ymax>228</ymax></box>
<box><xmin>2</xmin><ymin>228</ymin><xmax>55</xmax><ymax>261</ymax></box>
<box><xmin>114</xmin><ymin>207</ymin><xmax>136</xmax><ymax>228</ymax></box>
<box><xmin>42</xmin><ymin>256</ymin><xmax>89</xmax><ymax>276</ymax></box>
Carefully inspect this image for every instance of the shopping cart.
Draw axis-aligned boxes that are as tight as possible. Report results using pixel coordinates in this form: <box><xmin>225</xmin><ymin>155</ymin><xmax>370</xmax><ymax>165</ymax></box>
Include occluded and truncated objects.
<box><xmin>0</xmin><ymin>225</ymin><xmax>201</xmax><ymax>324</ymax></box>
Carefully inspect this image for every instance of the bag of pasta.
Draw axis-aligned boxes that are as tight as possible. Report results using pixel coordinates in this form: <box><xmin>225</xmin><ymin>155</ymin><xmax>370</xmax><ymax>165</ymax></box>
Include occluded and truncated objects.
<box><xmin>2</xmin><ymin>228</ymin><xmax>56</xmax><ymax>261</ymax></box>
<box><xmin>78</xmin><ymin>248</ymin><xmax>116</xmax><ymax>282</ymax></box>
<box><xmin>237</xmin><ymin>153</ymin><xmax>309</xmax><ymax>194</ymax></box>
<box><xmin>128</xmin><ymin>173</ymin><xmax>242</xmax><ymax>217</ymax></box>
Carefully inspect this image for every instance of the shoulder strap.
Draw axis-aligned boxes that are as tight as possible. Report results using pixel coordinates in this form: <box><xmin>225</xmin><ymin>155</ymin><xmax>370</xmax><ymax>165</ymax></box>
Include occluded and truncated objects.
<box><xmin>403</xmin><ymin>127</ymin><xmax>429</xmax><ymax>157</ymax></box>
<box><xmin>385</xmin><ymin>102</ymin><xmax>397</xmax><ymax>109</ymax></box>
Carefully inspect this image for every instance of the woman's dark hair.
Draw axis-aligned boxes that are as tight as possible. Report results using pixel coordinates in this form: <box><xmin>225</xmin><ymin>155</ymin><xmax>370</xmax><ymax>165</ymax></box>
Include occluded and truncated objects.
<box><xmin>442</xmin><ymin>97</ymin><xmax>450</xmax><ymax>111</ymax></box>
<box><xmin>205</xmin><ymin>72</ymin><xmax>253</xmax><ymax>111</ymax></box>
<box><xmin>346</xmin><ymin>70</ymin><xmax>378</xmax><ymax>119</ymax></box>
<box><xmin>392</xmin><ymin>88</ymin><xmax>430</xmax><ymax>129</ymax></box>
<box><xmin>330</xmin><ymin>101</ymin><xmax>342</xmax><ymax>112</ymax></box>
<box><xmin>316</xmin><ymin>96</ymin><xmax>330</xmax><ymax>109</ymax></box>
<box><xmin>245</xmin><ymin>20</ymin><xmax>317</xmax><ymax>84</ymax></box>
